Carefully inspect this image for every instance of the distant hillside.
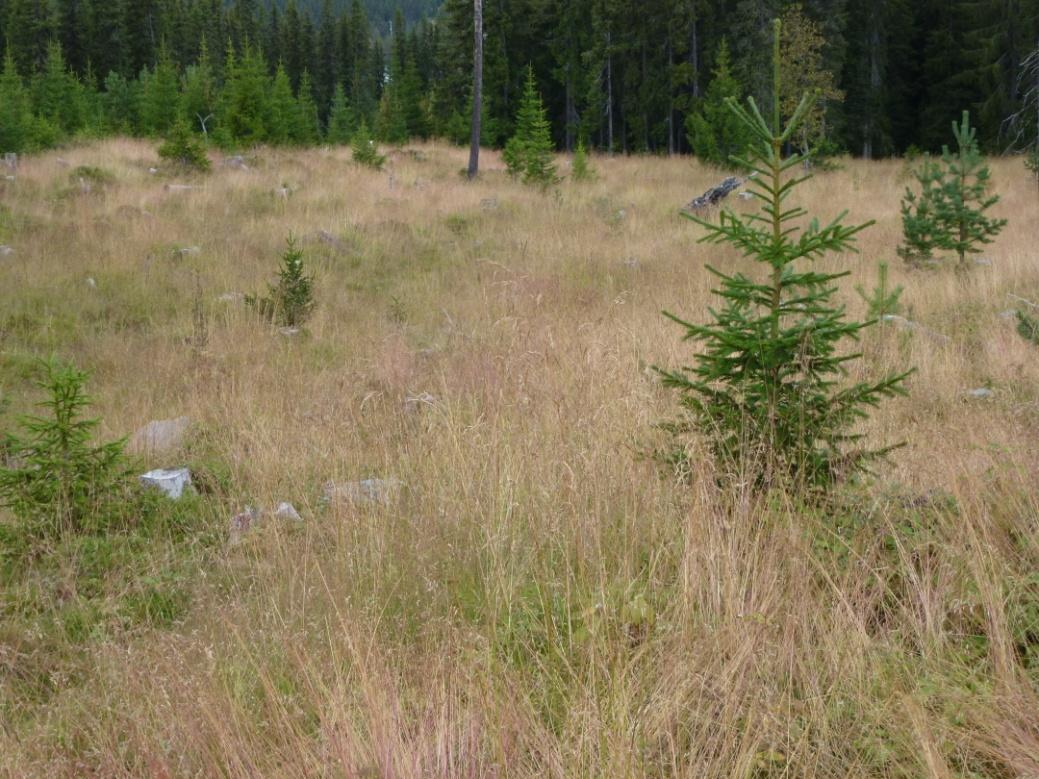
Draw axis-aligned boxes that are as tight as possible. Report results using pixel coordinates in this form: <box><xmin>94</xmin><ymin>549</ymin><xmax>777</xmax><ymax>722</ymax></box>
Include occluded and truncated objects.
<box><xmin>266</xmin><ymin>0</ymin><xmax>442</xmax><ymax>31</ymax></box>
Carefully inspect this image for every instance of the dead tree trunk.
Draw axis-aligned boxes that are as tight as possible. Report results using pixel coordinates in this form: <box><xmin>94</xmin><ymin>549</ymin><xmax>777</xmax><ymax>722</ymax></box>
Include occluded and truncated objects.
<box><xmin>467</xmin><ymin>0</ymin><xmax>483</xmax><ymax>180</ymax></box>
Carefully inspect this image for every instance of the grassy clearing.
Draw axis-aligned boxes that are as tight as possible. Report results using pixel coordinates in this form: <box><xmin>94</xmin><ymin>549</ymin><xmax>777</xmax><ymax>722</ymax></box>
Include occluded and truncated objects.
<box><xmin>1</xmin><ymin>139</ymin><xmax>1038</xmax><ymax>776</ymax></box>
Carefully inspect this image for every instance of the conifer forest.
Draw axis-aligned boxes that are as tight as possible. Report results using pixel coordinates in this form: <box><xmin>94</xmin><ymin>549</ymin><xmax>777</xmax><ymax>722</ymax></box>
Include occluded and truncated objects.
<box><xmin>2</xmin><ymin>0</ymin><xmax>1039</xmax><ymax>157</ymax></box>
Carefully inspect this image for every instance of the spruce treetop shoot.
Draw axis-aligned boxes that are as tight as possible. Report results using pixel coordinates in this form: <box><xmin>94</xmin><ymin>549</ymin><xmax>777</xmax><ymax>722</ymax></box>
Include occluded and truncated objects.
<box><xmin>658</xmin><ymin>20</ymin><xmax>910</xmax><ymax>493</ymax></box>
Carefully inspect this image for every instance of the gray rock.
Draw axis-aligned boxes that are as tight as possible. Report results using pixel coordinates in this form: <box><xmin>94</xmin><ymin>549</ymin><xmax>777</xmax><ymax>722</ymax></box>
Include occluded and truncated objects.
<box><xmin>968</xmin><ymin>388</ymin><xmax>994</xmax><ymax>399</ymax></box>
<box><xmin>404</xmin><ymin>392</ymin><xmax>437</xmax><ymax>413</ymax></box>
<box><xmin>0</xmin><ymin>245</ymin><xmax>13</xmax><ymax>257</ymax></box>
<box><xmin>278</xmin><ymin>327</ymin><xmax>302</xmax><ymax>337</ymax></box>
<box><xmin>228</xmin><ymin>506</ymin><xmax>262</xmax><ymax>544</ymax></box>
<box><xmin>85</xmin><ymin>277</ymin><xmax>97</xmax><ymax>289</ymax></box>
<box><xmin>737</xmin><ymin>191</ymin><xmax>754</xmax><ymax>200</ymax></box>
<box><xmin>974</xmin><ymin>257</ymin><xmax>993</xmax><ymax>267</ymax></box>
<box><xmin>222</xmin><ymin>155</ymin><xmax>249</xmax><ymax>170</ymax></box>
<box><xmin>164</xmin><ymin>183</ymin><xmax>199</xmax><ymax>192</ymax></box>
<box><xmin>139</xmin><ymin>468</ymin><xmax>194</xmax><ymax>499</ymax></box>
<box><xmin>322</xmin><ymin>478</ymin><xmax>402</xmax><ymax>507</ymax></box>
<box><xmin>480</xmin><ymin>197</ymin><xmax>499</xmax><ymax>211</ymax></box>
<box><xmin>148</xmin><ymin>167</ymin><xmax>159</xmax><ymax>175</ymax></box>
<box><xmin>129</xmin><ymin>416</ymin><xmax>192</xmax><ymax>455</ymax></box>
<box><xmin>309</xmin><ymin>229</ymin><xmax>351</xmax><ymax>254</ymax></box>
<box><xmin>881</xmin><ymin>314</ymin><xmax>950</xmax><ymax>343</ymax></box>
<box><xmin>171</xmin><ymin>245</ymin><xmax>201</xmax><ymax>258</ymax></box>
<box><xmin>2</xmin><ymin>175</ymin><xmax>14</xmax><ymax>181</ymax></box>
<box><xmin>217</xmin><ymin>291</ymin><xmax>245</xmax><ymax>304</ymax></box>
<box><xmin>998</xmin><ymin>309</ymin><xmax>1018</xmax><ymax>321</ymax></box>
<box><xmin>273</xmin><ymin>502</ymin><xmax>302</xmax><ymax>522</ymax></box>
<box><xmin>2</xmin><ymin>152</ymin><xmax>17</xmax><ymax>170</ymax></box>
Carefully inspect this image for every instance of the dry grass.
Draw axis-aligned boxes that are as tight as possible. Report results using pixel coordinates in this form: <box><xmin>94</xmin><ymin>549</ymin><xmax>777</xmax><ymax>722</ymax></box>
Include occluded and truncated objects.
<box><xmin>1</xmin><ymin>139</ymin><xmax>1038</xmax><ymax>777</ymax></box>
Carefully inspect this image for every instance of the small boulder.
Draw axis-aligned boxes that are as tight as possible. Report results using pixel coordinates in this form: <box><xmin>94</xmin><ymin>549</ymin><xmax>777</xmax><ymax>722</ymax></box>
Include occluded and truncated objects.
<box><xmin>85</xmin><ymin>277</ymin><xmax>97</xmax><ymax>289</ymax></box>
<box><xmin>0</xmin><ymin>245</ymin><xmax>13</xmax><ymax>257</ymax></box>
<box><xmin>967</xmin><ymin>388</ymin><xmax>994</xmax><ymax>399</ymax></box>
<box><xmin>164</xmin><ymin>183</ymin><xmax>199</xmax><ymax>192</ymax></box>
<box><xmin>140</xmin><ymin>468</ymin><xmax>194</xmax><ymax>499</ymax></box>
<box><xmin>129</xmin><ymin>416</ymin><xmax>192</xmax><ymax>455</ymax></box>
<box><xmin>322</xmin><ymin>478</ymin><xmax>401</xmax><ymax>507</ymax></box>
<box><xmin>278</xmin><ymin>327</ymin><xmax>302</xmax><ymax>337</ymax></box>
<box><xmin>217</xmin><ymin>291</ymin><xmax>245</xmax><ymax>304</ymax></box>
<box><xmin>222</xmin><ymin>155</ymin><xmax>249</xmax><ymax>170</ymax></box>
<box><xmin>273</xmin><ymin>502</ymin><xmax>302</xmax><ymax>522</ymax></box>
<box><xmin>229</xmin><ymin>506</ymin><xmax>262</xmax><ymax>544</ymax></box>
<box><xmin>404</xmin><ymin>393</ymin><xmax>437</xmax><ymax>414</ymax></box>
<box><xmin>171</xmin><ymin>246</ymin><xmax>201</xmax><ymax>258</ymax></box>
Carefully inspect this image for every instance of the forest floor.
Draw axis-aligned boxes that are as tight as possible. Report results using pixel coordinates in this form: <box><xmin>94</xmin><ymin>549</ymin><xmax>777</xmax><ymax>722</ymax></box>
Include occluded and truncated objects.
<box><xmin>1</xmin><ymin>140</ymin><xmax>1038</xmax><ymax>777</ymax></box>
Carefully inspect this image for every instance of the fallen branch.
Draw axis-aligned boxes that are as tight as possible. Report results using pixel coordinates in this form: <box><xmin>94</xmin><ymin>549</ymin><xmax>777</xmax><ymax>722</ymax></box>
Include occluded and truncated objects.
<box><xmin>682</xmin><ymin>173</ymin><xmax>756</xmax><ymax>215</ymax></box>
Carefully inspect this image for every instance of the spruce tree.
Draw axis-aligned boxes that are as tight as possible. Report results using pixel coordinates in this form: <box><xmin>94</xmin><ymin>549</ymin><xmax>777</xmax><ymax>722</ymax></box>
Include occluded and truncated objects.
<box><xmin>268</xmin><ymin>64</ymin><xmax>297</xmax><ymax>145</ymax></box>
<box><xmin>0</xmin><ymin>51</ymin><xmax>35</xmax><ymax>152</ymax></box>
<box><xmin>140</xmin><ymin>43</ymin><xmax>181</xmax><ymax>136</ymax></box>
<box><xmin>351</xmin><ymin>119</ymin><xmax>385</xmax><ymax>169</ymax></box>
<box><xmin>503</xmin><ymin>65</ymin><xmax>558</xmax><ymax>187</ymax></box>
<box><xmin>899</xmin><ymin>111</ymin><xmax>1007</xmax><ymax>268</ymax></box>
<box><xmin>685</xmin><ymin>40</ymin><xmax>756</xmax><ymax>168</ymax></box>
<box><xmin>658</xmin><ymin>20</ymin><xmax>910</xmax><ymax>493</ymax></box>
<box><xmin>326</xmin><ymin>83</ymin><xmax>356</xmax><ymax>144</ymax></box>
<box><xmin>571</xmin><ymin>138</ymin><xmax>595</xmax><ymax>181</ymax></box>
<box><xmin>158</xmin><ymin>119</ymin><xmax>211</xmax><ymax>172</ymax></box>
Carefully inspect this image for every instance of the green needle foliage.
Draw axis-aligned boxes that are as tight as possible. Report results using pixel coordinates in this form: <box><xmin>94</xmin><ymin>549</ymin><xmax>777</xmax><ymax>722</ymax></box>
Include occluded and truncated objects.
<box><xmin>658</xmin><ymin>20</ymin><xmax>911</xmax><ymax>494</ymax></box>
<box><xmin>855</xmin><ymin>262</ymin><xmax>904</xmax><ymax>319</ymax></box>
<box><xmin>351</xmin><ymin>120</ymin><xmax>385</xmax><ymax>169</ymax></box>
<box><xmin>247</xmin><ymin>236</ymin><xmax>315</xmax><ymax>328</ymax></box>
<box><xmin>1016</xmin><ymin>310</ymin><xmax>1039</xmax><ymax>346</ymax></box>
<box><xmin>503</xmin><ymin>65</ymin><xmax>559</xmax><ymax>187</ymax></box>
<box><xmin>1026</xmin><ymin>149</ymin><xmax>1039</xmax><ymax>191</ymax></box>
<box><xmin>0</xmin><ymin>361</ymin><xmax>128</xmax><ymax>539</ymax></box>
<box><xmin>158</xmin><ymin>119</ymin><xmax>211</xmax><ymax>172</ymax></box>
<box><xmin>899</xmin><ymin>111</ymin><xmax>1006</xmax><ymax>268</ymax></box>
<box><xmin>571</xmin><ymin>138</ymin><xmax>595</xmax><ymax>181</ymax></box>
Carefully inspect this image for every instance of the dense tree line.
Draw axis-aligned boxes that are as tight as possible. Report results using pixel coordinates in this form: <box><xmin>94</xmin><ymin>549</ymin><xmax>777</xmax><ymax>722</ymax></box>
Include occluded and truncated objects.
<box><xmin>1</xmin><ymin>0</ymin><xmax>1037</xmax><ymax>159</ymax></box>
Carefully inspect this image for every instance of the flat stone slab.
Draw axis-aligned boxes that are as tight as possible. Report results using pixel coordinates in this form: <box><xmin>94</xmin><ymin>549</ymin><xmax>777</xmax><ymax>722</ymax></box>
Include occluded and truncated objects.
<box><xmin>322</xmin><ymin>478</ymin><xmax>402</xmax><ymax>507</ymax></box>
<box><xmin>140</xmin><ymin>468</ymin><xmax>194</xmax><ymax>499</ymax></box>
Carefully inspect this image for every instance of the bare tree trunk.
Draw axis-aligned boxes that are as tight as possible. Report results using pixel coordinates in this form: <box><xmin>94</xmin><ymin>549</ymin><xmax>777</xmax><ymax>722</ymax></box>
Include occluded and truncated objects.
<box><xmin>467</xmin><ymin>0</ymin><xmax>483</xmax><ymax>180</ymax></box>
<box><xmin>606</xmin><ymin>31</ymin><xmax>614</xmax><ymax>155</ymax></box>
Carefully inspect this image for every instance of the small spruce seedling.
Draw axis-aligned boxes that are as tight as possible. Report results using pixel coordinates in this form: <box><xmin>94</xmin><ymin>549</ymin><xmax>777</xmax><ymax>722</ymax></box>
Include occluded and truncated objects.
<box><xmin>571</xmin><ymin>139</ymin><xmax>595</xmax><ymax>182</ymax></box>
<box><xmin>503</xmin><ymin>65</ymin><xmax>559</xmax><ymax>188</ymax></box>
<box><xmin>247</xmin><ymin>236</ymin><xmax>315</xmax><ymax>328</ymax></box>
<box><xmin>0</xmin><ymin>360</ymin><xmax>128</xmax><ymax>539</ymax></box>
<box><xmin>158</xmin><ymin>119</ymin><xmax>212</xmax><ymax>172</ymax></box>
<box><xmin>899</xmin><ymin>111</ymin><xmax>1006</xmax><ymax>268</ymax></box>
<box><xmin>352</xmin><ymin>120</ymin><xmax>386</xmax><ymax>170</ymax></box>
<box><xmin>856</xmin><ymin>262</ymin><xmax>904</xmax><ymax>320</ymax></box>
<box><xmin>657</xmin><ymin>20</ymin><xmax>910</xmax><ymax>493</ymax></box>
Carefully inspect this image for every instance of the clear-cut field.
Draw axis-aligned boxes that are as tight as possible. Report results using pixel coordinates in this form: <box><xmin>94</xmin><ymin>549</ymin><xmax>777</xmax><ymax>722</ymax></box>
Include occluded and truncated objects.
<box><xmin>1</xmin><ymin>140</ymin><xmax>1038</xmax><ymax>776</ymax></box>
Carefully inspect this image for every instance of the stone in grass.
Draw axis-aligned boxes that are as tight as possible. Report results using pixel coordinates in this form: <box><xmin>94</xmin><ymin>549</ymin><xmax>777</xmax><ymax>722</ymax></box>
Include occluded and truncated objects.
<box><xmin>0</xmin><ymin>245</ymin><xmax>13</xmax><ymax>257</ymax></box>
<box><xmin>967</xmin><ymin>388</ymin><xmax>995</xmax><ymax>399</ymax></box>
<box><xmin>129</xmin><ymin>416</ymin><xmax>192</xmax><ymax>455</ymax></box>
<box><xmin>139</xmin><ymin>468</ymin><xmax>194</xmax><ymax>499</ymax></box>
<box><xmin>229</xmin><ymin>506</ymin><xmax>262</xmax><ymax>544</ymax></box>
<box><xmin>322</xmin><ymin>478</ymin><xmax>402</xmax><ymax>507</ymax></box>
<box><xmin>273</xmin><ymin>502</ymin><xmax>303</xmax><ymax>522</ymax></box>
<box><xmin>171</xmin><ymin>246</ymin><xmax>201</xmax><ymax>258</ymax></box>
<box><xmin>222</xmin><ymin>155</ymin><xmax>250</xmax><ymax>170</ymax></box>
<box><xmin>229</xmin><ymin>502</ymin><xmax>303</xmax><ymax>543</ymax></box>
